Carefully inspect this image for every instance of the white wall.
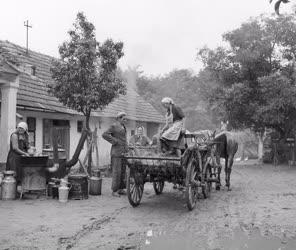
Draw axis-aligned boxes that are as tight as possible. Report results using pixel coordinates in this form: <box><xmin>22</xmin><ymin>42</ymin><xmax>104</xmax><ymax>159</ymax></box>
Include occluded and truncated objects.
<box><xmin>16</xmin><ymin>110</ymin><xmax>151</xmax><ymax>168</ymax></box>
<box><xmin>87</xmin><ymin>117</ymin><xmax>148</xmax><ymax>167</ymax></box>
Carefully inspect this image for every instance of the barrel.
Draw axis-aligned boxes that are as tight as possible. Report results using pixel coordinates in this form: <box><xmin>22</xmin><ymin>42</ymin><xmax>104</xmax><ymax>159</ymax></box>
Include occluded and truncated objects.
<box><xmin>47</xmin><ymin>182</ymin><xmax>55</xmax><ymax>197</ymax></box>
<box><xmin>89</xmin><ymin>176</ymin><xmax>102</xmax><ymax>195</ymax></box>
<box><xmin>68</xmin><ymin>174</ymin><xmax>88</xmax><ymax>200</ymax></box>
<box><xmin>92</xmin><ymin>169</ymin><xmax>101</xmax><ymax>178</ymax></box>
<box><xmin>52</xmin><ymin>185</ymin><xmax>59</xmax><ymax>199</ymax></box>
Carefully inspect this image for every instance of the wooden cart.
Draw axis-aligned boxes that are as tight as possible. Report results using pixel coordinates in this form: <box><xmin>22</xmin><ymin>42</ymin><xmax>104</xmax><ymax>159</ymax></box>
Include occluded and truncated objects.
<box><xmin>122</xmin><ymin>133</ymin><xmax>219</xmax><ymax>211</ymax></box>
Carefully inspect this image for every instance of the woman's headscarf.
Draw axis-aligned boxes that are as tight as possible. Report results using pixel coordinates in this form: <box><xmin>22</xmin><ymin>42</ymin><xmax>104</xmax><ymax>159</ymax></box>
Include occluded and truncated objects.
<box><xmin>161</xmin><ymin>97</ymin><xmax>174</xmax><ymax>104</ymax></box>
<box><xmin>116</xmin><ymin>111</ymin><xmax>127</xmax><ymax>119</ymax></box>
<box><xmin>17</xmin><ymin>122</ymin><xmax>28</xmax><ymax>132</ymax></box>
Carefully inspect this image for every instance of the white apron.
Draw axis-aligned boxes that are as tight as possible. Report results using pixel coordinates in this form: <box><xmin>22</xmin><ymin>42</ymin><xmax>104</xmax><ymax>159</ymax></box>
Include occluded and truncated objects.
<box><xmin>161</xmin><ymin>107</ymin><xmax>184</xmax><ymax>141</ymax></box>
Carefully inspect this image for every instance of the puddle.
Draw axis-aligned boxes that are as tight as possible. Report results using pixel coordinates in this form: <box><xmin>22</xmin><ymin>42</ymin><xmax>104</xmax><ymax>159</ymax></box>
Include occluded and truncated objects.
<box><xmin>142</xmin><ymin>227</ymin><xmax>296</xmax><ymax>250</ymax></box>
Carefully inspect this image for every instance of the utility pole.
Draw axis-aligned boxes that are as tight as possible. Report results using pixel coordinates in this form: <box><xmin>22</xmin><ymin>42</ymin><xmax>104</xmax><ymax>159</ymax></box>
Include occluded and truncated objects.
<box><xmin>24</xmin><ymin>20</ymin><xmax>32</xmax><ymax>54</ymax></box>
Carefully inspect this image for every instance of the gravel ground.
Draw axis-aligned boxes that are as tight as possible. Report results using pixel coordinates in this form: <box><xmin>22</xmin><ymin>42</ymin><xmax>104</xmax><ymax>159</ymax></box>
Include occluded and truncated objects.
<box><xmin>1</xmin><ymin>161</ymin><xmax>296</xmax><ymax>250</ymax></box>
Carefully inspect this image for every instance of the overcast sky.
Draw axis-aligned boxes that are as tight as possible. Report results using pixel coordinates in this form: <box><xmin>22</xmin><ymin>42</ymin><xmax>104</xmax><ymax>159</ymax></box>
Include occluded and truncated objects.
<box><xmin>0</xmin><ymin>0</ymin><xmax>291</xmax><ymax>76</ymax></box>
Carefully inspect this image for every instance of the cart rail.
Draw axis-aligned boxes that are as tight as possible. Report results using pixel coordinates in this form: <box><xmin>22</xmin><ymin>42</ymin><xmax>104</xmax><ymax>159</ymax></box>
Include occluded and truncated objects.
<box><xmin>120</xmin><ymin>155</ymin><xmax>181</xmax><ymax>161</ymax></box>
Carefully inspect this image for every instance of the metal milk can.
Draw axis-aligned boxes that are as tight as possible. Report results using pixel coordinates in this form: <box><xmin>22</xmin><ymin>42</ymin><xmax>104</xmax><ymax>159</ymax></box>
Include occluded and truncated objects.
<box><xmin>1</xmin><ymin>170</ymin><xmax>16</xmax><ymax>200</ymax></box>
<box><xmin>58</xmin><ymin>179</ymin><xmax>70</xmax><ymax>202</ymax></box>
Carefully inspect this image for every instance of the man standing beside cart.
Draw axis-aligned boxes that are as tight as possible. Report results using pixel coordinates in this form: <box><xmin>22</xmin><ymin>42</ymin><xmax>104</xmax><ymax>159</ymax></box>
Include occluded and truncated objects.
<box><xmin>102</xmin><ymin>112</ymin><xmax>128</xmax><ymax>197</ymax></box>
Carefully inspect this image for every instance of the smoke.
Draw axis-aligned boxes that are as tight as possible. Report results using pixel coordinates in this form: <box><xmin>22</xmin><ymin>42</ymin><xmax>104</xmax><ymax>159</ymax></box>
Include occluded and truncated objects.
<box><xmin>123</xmin><ymin>65</ymin><xmax>143</xmax><ymax>134</ymax></box>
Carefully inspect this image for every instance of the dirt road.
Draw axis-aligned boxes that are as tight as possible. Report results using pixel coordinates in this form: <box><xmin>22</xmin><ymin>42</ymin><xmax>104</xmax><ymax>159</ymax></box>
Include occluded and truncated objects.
<box><xmin>1</xmin><ymin>161</ymin><xmax>296</xmax><ymax>250</ymax></box>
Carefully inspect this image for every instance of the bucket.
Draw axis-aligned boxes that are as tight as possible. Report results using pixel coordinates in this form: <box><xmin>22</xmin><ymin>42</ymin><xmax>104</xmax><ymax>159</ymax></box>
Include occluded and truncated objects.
<box><xmin>89</xmin><ymin>177</ymin><xmax>102</xmax><ymax>195</ymax></box>
<box><xmin>58</xmin><ymin>186</ymin><xmax>69</xmax><ymax>202</ymax></box>
<box><xmin>47</xmin><ymin>182</ymin><xmax>55</xmax><ymax>197</ymax></box>
<box><xmin>68</xmin><ymin>174</ymin><xmax>88</xmax><ymax>200</ymax></box>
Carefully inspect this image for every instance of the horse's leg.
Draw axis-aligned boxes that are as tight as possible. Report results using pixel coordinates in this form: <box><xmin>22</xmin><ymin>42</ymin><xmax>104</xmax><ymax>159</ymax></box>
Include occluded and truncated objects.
<box><xmin>226</xmin><ymin>155</ymin><xmax>234</xmax><ymax>191</ymax></box>
<box><xmin>224</xmin><ymin>156</ymin><xmax>229</xmax><ymax>188</ymax></box>
<box><xmin>216</xmin><ymin>156</ymin><xmax>222</xmax><ymax>190</ymax></box>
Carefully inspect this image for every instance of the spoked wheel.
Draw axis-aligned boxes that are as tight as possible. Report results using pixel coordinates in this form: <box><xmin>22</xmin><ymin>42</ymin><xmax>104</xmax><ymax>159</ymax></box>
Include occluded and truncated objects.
<box><xmin>153</xmin><ymin>181</ymin><xmax>164</xmax><ymax>195</ymax></box>
<box><xmin>126</xmin><ymin>167</ymin><xmax>144</xmax><ymax>207</ymax></box>
<box><xmin>185</xmin><ymin>157</ymin><xmax>200</xmax><ymax>211</ymax></box>
<box><xmin>202</xmin><ymin>165</ymin><xmax>212</xmax><ymax>199</ymax></box>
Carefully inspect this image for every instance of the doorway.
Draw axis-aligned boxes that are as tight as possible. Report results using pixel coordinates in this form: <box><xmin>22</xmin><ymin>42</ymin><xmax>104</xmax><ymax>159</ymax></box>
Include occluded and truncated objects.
<box><xmin>43</xmin><ymin>119</ymin><xmax>70</xmax><ymax>159</ymax></box>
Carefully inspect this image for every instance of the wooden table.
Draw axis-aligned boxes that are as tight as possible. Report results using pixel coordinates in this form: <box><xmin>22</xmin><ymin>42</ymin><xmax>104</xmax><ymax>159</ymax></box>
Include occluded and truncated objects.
<box><xmin>20</xmin><ymin>156</ymin><xmax>49</xmax><ymax>199</ymax></box>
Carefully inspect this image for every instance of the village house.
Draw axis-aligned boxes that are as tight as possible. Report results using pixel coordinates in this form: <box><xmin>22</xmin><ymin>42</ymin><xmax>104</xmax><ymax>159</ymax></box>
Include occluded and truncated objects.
<box><xmin>0</xmin><ymin>40</ymin><xmax>163</xmax><ymax>168</ymax></box>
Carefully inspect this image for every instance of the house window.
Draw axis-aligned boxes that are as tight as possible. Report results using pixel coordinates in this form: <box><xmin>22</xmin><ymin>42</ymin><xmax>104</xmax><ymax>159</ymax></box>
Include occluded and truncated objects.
<box><xmin>77</xmin><ymin>120</ymin><xmax>83</xmax><ymax>133</ymax></box>
<box><xmin>131</xmin><ymin>130</ymin><xmax>135</xmax><ymax>136</ymax></box>
<box><xmin>27</xmin><ymin>117</ymin><xmax>36</xmax><ymax>146</ymax></box>
<box><xmin>31</xmin><ymin>66</ymin><xmax>36</xmax><ymax>76</ymax></box>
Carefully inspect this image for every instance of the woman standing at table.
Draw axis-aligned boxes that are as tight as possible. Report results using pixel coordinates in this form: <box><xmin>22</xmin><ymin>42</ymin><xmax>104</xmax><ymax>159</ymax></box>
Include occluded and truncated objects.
<box><xmin>6</xmin><ymin>122</ymin><xmax>30</xmax><ymax>183</ymax></box>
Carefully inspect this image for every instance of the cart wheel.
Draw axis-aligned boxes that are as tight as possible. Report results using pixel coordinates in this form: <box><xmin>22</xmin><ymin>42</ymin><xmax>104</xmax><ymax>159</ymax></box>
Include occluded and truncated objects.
<box><xmin>185</xmin><ymin>157</ymin><xmax>199</xmax><ymax>211</ymax></box>
<box><xmin>202</xmin><ymin>166</ymin><xmax>212</xmax><ymax>199</ymax></box>
<box><xmin>126</xmin><ymin>167</ymin><xmax>144</xmax><ymax>207</ymax></box>
<box><xmin>153</xmin><ymin>181</ymin><xmax>164</xmax><ymax>195</ymax></box>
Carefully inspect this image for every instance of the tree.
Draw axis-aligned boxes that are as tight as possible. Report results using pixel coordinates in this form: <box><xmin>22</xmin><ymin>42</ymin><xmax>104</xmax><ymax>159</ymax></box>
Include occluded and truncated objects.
<box><xmin>135</xmin><ymin>69</ymin><xmax>215</xmax><ymax>131</ymax></box>
<box><xmin>50</xmin><ymin>12</ymin><xmax>126</xmax><ymax>131</ymax></box>
<box><xmin>197</xmin><ymin>14</ymin><xmax>296</xmax><ymax>161</ymax></box>
<box><xmin>50</xmin><ymin>12</ymin><xmax>126</xmax><ymax>172</ymax></box>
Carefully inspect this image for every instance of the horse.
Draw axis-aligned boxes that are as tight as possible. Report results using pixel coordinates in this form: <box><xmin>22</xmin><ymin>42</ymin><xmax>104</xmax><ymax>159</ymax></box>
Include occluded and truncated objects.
<box><xmin>213</xmin><ymin>131</ymin><xmax>238</xmax><ymax>191</ymax></box>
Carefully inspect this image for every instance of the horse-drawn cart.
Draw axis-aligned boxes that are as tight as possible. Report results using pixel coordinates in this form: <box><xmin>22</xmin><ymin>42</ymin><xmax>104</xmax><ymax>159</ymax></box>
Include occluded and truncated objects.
<box><xmin>122</xmin><ymin>132</ymin><xmax>220</xmax><ymax>211</ymax></box>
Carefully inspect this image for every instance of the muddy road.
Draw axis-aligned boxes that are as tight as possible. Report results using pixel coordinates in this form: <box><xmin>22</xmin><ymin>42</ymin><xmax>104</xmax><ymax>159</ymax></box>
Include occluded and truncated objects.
<box><xmin>1</xmin><ymin>161</ymin><xmax>296</xmax><ymax>250</ymax></box>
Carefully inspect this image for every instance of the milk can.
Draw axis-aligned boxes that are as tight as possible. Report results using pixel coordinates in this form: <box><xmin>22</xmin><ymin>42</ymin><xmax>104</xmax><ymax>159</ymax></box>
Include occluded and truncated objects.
<box><xmin>1</xmin><ymin>171</ymin><xmax>16</xmax><ymax>200</ymax></box>
<box><xmin>0</xmin><ymin>172</ymin><xmax>4</xmax><ymax>199</ymax></box>
<box><xmin>58</xmin><ymin>179</ymin><xmax>70</xmax><ymax>203</ymax></box>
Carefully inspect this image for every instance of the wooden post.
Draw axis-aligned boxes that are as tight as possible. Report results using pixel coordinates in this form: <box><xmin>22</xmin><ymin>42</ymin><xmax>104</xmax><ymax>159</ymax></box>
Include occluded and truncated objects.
<box><xmin>292</xmin><ymin>135</ymin><xmax>296</xmax><ymax>166</ymax></box>
<box><xmin>87</xmin><ymin>133</ymin><xmax>92</xmax><ymax>175</ymax></box>
<box><xmin>94</xmin><ymin>127</ymin><xmax>99</xmax><ymax>169</ymax></box>
<box><xmin>52</xmin><ymin>127</ymin><xmax>59</xmax><ymax>165</ymax></box>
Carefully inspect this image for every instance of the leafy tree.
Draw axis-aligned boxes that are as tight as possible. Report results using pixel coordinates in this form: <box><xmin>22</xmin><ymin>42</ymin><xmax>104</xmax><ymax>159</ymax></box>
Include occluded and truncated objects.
<box><xmin>50</xmin><ymin>12</ymin><xmax>126</xmax><ymax>130</ymax></box>
<box><xmin>135</xmin><ymin>69</ymin><xmax>215</xmax><ymax>131</ymax></box>
<box><xmin>197</xmin><ymin>14</ymin><xmax>296</xmax><ymax>160</ymax></box>
<box><xmin>256</xmin><ymin>73</ymin><xmax>296</xmax><ymax>136</ymax></box>
<box><xmin>50</xmin><ymin>12</ymin><xmax>126</xmax><ymax>172</ymax></box>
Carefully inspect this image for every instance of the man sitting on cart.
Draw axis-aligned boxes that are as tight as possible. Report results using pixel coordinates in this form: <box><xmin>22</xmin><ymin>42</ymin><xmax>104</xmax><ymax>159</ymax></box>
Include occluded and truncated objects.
<box><xmin>129</xmin><ymin>126</ymin><xmax>151</xmax><ymax>146</ymax></box>
<box><xmin>160</xmin><ymin>97</ymin><xmax>185</xmax><ymax>156</ymax></box>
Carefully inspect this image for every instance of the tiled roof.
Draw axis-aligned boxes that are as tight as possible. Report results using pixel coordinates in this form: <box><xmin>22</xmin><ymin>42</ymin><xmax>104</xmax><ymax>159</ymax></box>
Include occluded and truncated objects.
<box><xmin>0</xmin><ymin>40</ymin><xmax>164</xmax><ymax>123</ymax></box>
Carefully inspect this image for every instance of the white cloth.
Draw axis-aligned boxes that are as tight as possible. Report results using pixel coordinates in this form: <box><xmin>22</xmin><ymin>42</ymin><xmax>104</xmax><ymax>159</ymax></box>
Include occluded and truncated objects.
<box><xmin>161</xmin><ymin>97</ymin><xmax>174</xmax><ymax>104</ymax></box>
<box><xmin>161</xmin><ymin>110</ymin><xmax>184</xmax><ymax>141</ymax></box>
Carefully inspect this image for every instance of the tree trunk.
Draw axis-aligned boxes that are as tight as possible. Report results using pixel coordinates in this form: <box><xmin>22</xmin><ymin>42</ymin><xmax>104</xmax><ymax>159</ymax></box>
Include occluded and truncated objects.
<box><xmin>257</xmin><ymin>132</ymin><xmax>265</xmax><ymax>163</ymax></box>
<box><xmin>241</xmin><ymin>142</ymin><xmax>245</xmax><ymax>161</ymax></box>
<box><xmin>85</xmin><ymin>114</ymin><xmax>92</xmax><ymax>175</ymax></box>
<box><xmin>94</xmin><ymin>127</ymin><xmax>99</xmax><ymax>169</ymax></box>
